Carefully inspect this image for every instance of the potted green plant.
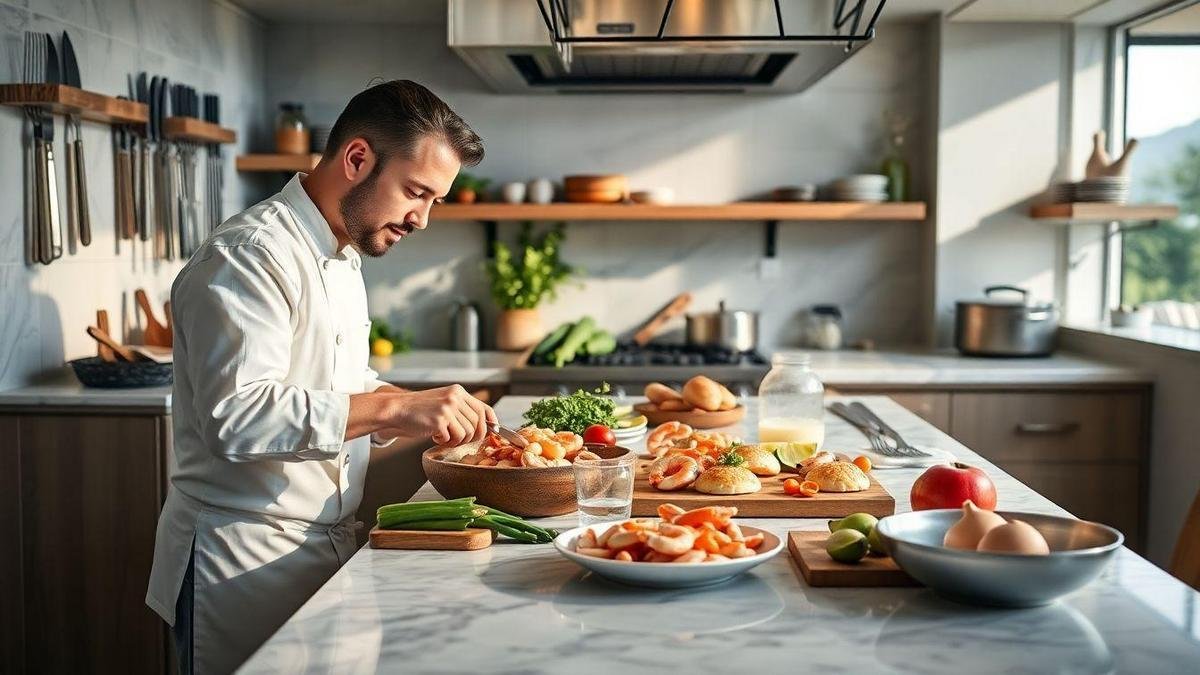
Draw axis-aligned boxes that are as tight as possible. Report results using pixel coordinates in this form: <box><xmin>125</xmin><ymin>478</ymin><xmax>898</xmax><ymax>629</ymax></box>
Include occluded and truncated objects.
<box><xmin>451</xmin><ymin>172</ymin><xmax>491</xmax><ymax>204</ymax></box>
<box><xmin>485</xmin><ymin>222</ymin><xmax>576</xmax><ymax>351</ymax></box>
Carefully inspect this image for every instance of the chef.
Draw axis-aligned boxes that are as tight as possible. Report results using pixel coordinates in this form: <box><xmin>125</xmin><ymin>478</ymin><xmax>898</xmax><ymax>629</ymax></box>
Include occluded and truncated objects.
<box><xmin>146</xmin><ymin>80</ymin><xmax>494</xmax><ymax>674</ymax></box>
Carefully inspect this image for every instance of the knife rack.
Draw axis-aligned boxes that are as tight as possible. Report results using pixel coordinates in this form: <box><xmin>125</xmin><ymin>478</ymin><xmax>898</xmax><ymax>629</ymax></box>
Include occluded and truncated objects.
<box><xmin>0</xmin><ymin>83</ymin><xmax>147</xmax><ymax>124</ymax></box>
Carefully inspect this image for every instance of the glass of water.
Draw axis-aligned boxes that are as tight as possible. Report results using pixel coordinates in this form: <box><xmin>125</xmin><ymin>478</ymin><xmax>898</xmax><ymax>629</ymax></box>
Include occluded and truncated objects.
<box><xmin>573</xmin><ymin>450</ymin><xmax>636</xmax><ymax>527</ymax></box>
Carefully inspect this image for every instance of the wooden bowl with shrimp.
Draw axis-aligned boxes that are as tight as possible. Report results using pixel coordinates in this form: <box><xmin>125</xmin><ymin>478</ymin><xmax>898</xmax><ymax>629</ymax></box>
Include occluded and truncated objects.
<box><xmin>422</xmin><ymin>443</ymin><xmax>635</xmax><ymax>518</ymax></box>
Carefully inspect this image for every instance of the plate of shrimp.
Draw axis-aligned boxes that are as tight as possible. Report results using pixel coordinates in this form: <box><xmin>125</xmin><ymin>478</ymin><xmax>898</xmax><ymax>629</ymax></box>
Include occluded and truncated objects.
<box><xmin>554</xmin><ymin>504</ymin><xmax>783</xmax><ymax>588</ymax></box>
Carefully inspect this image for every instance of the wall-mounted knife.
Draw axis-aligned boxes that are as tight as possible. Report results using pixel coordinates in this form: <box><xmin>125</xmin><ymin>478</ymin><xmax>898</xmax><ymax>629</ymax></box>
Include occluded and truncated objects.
<box><xmin>43</xmin><ymin>34</ymin><xmax>63</xmax><ymax>261</ymax></box>
<box><xmin>61</xmin><ymin>31</ymin><xmax>90</xmax><ymax>247</ymax></box>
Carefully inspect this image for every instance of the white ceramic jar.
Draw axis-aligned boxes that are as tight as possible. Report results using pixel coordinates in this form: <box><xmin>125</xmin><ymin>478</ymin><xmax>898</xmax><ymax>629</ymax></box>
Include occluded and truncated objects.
<box><xmin>527</xmin><ymin>178</ymin><xmax>554</xmax><ymax>204</ymax></box>
<box><xmin>501</xmin><ymin>182</ymin><xmax>527</xmax><ymax>204</ymax></box>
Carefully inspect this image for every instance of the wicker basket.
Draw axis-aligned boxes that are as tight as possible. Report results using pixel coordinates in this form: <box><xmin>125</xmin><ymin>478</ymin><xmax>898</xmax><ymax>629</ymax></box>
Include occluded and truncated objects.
<box><xmin>69</xmin><ymin>357</ymin><xmax>173</xmax><ymax>388</ymax></box>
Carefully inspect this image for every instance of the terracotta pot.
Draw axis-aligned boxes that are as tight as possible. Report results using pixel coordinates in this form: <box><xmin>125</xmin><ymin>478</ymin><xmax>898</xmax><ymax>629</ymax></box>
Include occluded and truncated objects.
<box><xmin>496</xmin><ymin>308</ymin><xmax>544</xmax><ymax>351</ymax></box>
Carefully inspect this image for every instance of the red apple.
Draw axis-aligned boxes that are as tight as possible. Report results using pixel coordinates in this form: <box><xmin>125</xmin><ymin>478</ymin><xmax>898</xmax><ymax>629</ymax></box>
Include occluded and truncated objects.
<box><xmin>910</xmin><ymin>462</ymin><xmax>997</xmax><ymax>511</ymax></box>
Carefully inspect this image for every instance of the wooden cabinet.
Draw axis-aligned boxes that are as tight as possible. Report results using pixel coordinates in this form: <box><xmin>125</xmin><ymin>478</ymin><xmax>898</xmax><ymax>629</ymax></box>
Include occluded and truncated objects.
<box><xmin>832</xmin><ymin>386</ymin><xmax>1150</xmax><ymax>551</ymax></box>
<box><xmin>0</xmin><ymin>417</ymin><xmax>23</xmax><ymax>674</ymax></box>
<box><xmin>0</xmin><ymin>411</ymin><xmax>170</xmax><ymax>675</ymax></box>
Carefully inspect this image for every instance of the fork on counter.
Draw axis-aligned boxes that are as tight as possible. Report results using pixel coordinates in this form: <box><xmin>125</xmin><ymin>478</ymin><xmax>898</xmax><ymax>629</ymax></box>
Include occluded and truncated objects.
<box><xmin>827</xmin><ymin>402</ymin><xmax>931</xmax><ymax>458</ymax></box>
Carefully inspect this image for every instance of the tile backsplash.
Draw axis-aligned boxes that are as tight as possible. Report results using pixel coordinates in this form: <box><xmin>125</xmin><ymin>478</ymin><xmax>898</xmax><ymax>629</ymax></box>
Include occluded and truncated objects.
<box><xmin>0</xmin><ymin>0</ymin><xmax>268</xmax><ymax>389</ymax></box>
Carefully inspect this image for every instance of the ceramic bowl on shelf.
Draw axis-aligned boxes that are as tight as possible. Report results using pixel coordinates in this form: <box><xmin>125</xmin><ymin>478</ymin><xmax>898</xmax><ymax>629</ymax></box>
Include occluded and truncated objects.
<box><xmin>422</xmin><ymin>443</ymin><xmax>634</xmax><ymax>518</ymax></box>
<box><xmin>629</xmin><ymin>188</ymin><xmax>675</xmax><ymax>205</ymax></box>
<box><xmin>876</xmin><ymin>509</ymin><xmax>1122</xmax><ymax>608</ymax></box>
<box><xmin>554</xmin><ymin>521</ymin><xmax>783</xmax><ymax>588</ymax></box>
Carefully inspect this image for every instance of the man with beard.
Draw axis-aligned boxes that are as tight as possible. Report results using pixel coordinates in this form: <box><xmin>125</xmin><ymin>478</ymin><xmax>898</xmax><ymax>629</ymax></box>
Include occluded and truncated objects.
<box><xmin>146</xmin><ymin>80</ymin><xmax>495</xmax><ymax>674</ymax></box>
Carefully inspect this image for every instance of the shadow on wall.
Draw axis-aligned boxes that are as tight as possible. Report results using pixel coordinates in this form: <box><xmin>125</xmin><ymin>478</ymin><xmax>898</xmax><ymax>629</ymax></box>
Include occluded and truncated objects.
<box><xmin>0</xmin><ymin>266</ymin><xmax>62</xmax><ymax>388</ymax></box>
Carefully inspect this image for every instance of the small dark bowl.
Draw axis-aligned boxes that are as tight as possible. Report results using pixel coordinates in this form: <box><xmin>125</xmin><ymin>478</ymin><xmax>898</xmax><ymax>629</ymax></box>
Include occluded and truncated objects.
<box><xmin>69</xmin><ymin>357</ymin><xmax>173</xmax><ymax>389</ymax></box>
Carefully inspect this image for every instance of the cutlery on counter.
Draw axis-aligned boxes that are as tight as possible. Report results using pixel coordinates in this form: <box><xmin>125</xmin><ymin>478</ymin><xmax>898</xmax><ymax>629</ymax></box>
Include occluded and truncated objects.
<box><xmin>828</xmin><ymin>402</ymin><xmax>931</xmax><ymax>459</ymax></box>
<box><xmin>847</xmin><ymin>401</ymin><xmax>930</xmax><ymax>457</ymax></box>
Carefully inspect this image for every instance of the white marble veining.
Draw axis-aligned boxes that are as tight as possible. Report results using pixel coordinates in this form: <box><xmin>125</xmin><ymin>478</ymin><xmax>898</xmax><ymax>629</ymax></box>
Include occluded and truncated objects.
<box><xmin>369</xmin><ymin>350</ymin><xmax>525</xmax><ymax>385</ymax></box>
<box><xmin>240</xmin><ymin>397</ymin><xmax>1200</xmax><ymax>673</ymax></box>
<box><xmin>0</xmin><ymin>375</ymin><xmax>170</xmax><ymax>408</ymax></box>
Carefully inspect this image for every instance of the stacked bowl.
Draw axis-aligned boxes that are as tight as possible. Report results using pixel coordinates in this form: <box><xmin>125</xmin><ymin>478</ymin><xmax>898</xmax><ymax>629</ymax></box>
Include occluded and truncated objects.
<box><xmin>828</xmin><ymin>174</ymin><xmax>889</xmax><ymax>202</ymax></box>
<box><xmin>1074</xmin><ymin>177</ymin><xmax>1130</xmax><ymax>203</ymax></box>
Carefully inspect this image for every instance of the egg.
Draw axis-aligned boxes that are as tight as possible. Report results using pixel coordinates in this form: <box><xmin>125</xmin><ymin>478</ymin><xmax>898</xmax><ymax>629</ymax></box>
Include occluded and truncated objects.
<box><xmin>943</xmin><ymin>500</ymin><xmax>1007</xmax><ymax>549</ymax></box>
<box><xmin>976</xmin><ymin>519</ymin><xmax>1050</xmax><ymax>555</ymax></box>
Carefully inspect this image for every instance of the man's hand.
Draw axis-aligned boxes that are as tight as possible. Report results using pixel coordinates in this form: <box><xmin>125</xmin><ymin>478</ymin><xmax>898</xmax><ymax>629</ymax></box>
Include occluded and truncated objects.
<box><xmin>381</xmin><ymin>385</ymin><xmax>497</xmax><ymax>447</ymax></box>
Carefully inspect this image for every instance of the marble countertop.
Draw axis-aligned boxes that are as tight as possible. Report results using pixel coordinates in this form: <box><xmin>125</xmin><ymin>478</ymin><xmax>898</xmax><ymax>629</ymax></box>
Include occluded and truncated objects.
<box><xmin>0</xmin><ymin>349</ymin><xmax>1152</xmax><ymax>410</ymax></box>
<box><xmin>240</xmin><ymin>396</ymin><xmax>1200</xmax><ymax>674</ymax></box>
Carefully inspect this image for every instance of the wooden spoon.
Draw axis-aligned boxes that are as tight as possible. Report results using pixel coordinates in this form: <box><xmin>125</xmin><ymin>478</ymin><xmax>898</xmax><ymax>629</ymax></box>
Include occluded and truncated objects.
<box><xmin>95</xmin><ymin>310</ymin><xmax>116</xmax><ymax>362</ymax></box>
<box><xmin>633</xmin><ymin>292</ymin><xmax>693</xmax><ymax>346</ymax></box>
<box><xmin>86</xmin><ymin>325</ymin><xmax>138</xmax><ymax>362</ymax></box>
<box><xmin>135</xmin><ymin>288</ymin><xmax>172</xmax><ymax>347</ymax></box>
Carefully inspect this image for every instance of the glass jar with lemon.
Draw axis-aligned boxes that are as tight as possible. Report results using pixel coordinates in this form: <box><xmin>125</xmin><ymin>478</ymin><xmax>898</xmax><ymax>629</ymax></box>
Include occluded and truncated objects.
<box><xmin>757</xmin><ymin>353</ymin><xmax>825</xmax><ymax>460</ymax></box>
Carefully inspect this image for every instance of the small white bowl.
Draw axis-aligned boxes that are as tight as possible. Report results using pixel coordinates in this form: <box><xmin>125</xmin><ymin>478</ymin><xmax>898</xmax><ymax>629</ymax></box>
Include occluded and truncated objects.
<box><xmin>554</xmin><ymin>521</ymin><xmax>782</xmax><ymax>588</ymax></box>
<box><xmin>629</xmin><ymin>188</ymin><xmax>675</xmax><ymax>205</ymax></box>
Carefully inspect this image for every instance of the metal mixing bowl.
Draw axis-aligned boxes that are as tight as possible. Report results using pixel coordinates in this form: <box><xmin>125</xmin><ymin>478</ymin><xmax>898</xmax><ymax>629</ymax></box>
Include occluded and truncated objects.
<box><xmin>876</xmin><ymin>510</ymin><xmax>1123</xmax><ymax>608</ymax></box>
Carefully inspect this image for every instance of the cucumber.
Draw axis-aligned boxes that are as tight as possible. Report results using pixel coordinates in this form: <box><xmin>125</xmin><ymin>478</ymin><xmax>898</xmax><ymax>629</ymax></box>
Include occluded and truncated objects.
<box><xmin>533</xmin><ymin>321</ymin><xmax>573</xmax><ymax>357</ymax></box>
<box><xmin>552</xmin><ymin>316</ymin><xmax>596</xmax><ymax>367</ymax></box>
<box><xmin>583</xmin><ymin>330</ymin><xmax>616</xmax><ymax>356</ymax></box>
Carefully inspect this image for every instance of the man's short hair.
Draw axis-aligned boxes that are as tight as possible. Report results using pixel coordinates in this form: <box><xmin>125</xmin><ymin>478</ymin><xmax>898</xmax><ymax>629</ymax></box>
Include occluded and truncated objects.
<box><xmin>324</xmin><ymin>79</ymin><xmax>483</xmax><ymax>167</ymax></box>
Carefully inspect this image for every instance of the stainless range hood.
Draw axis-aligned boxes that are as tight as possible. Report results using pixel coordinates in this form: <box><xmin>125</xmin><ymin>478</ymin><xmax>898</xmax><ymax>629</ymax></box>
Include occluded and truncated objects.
<box><xmin>448</xmin><ymin>0</ymin><xmax>887</xmax><ymax>94</ymax></box>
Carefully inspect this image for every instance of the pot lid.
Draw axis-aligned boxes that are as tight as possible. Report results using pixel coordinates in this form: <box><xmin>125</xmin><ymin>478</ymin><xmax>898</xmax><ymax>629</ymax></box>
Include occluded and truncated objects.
<box><xmin>960</xmin><ymin>285</ymin><xmax>1055</xmax><ymax>309</ymax></box>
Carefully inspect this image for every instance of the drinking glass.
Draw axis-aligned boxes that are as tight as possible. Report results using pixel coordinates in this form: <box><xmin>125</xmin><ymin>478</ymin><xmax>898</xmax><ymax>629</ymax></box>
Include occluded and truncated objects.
<box><xmin>573</xmin><ymin>451</ymin><xmax>636</xmax><ymax>527</ymax></box>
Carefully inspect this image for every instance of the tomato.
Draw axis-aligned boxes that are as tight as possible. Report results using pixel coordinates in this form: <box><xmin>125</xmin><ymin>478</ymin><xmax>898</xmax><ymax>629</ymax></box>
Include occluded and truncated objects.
<box><xmin>782</xmin><ymin>478</ymin><xmax>802</xmax><ymax>496</ymax></box>
<box><xmin>582</xmin><ymin>424</ymin><xmax>616</xmax><ymax>446</ymax></box>
<box><xmin>852</xmin><ymin>455</ymin><xmax>872</xmax><ymax>473</ymax></box>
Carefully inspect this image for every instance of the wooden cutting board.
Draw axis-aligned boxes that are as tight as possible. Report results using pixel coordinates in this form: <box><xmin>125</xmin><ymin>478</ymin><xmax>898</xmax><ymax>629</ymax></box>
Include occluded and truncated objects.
<box><xmin>630</xmin><ymin>460</ymin><xmax>895</xmax><ymax>518</ymax></box>
<box><xmin>369</xmin><ymin>527</ymin><xmax>495</xmax><ymax>551</ymax></box>
<box><xmin>788</xmin><ymin>531</ymin><xmax>917</xmax><ymax>587</ymax></box>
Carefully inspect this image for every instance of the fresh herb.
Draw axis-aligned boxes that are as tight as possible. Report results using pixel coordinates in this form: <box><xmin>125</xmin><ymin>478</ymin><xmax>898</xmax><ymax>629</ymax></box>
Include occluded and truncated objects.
<box><xmin>522</xmin><ymin>384</ymin><xmax>617</xmax><ymax>434</ymax></box>
<box><xmin>485</xmin><ymin>222</ymin><xmax>577</xmax><ymax>310</ymax></box>
<box><xmin>717</xmin><ymin>449</ymin><xmax>747</xmax><ymax>467</ymax></box>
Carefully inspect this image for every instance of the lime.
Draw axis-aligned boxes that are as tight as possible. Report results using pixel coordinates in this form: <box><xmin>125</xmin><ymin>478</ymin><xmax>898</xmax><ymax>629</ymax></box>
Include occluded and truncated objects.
<box><xmin>826</xmin><ymin>529</ymin><xmax>869</xmax><ymax>564</ymax></box>
<box><xmin>828</xmin><ymin>513</ymin><xmax>879</xmax><ymax>538</ymax></box>
<box><xmin>761</xmin><ymin>442</ymin><xmax>818</xmax><ymax>469</ymax></box>
<box><xmin>867</xmin><ymin>525</ymin><xmax>888</xmax><ymax>557</ymax></box>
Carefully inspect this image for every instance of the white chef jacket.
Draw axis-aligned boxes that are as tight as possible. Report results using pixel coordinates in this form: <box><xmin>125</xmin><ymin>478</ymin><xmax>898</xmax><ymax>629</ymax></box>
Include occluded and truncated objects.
<box><xmin>146</xmin><ymin>174</ymin><xmax>390</xmax><ymax>672</ymax></box>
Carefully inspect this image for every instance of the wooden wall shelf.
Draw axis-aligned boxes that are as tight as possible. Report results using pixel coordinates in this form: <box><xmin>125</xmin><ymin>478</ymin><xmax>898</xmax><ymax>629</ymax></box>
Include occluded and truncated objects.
<box><xmin>0</xmin><ymin>83</ymin><xmax>146</xmax><ymax>124</ymax></box>
<box><xmin>163</xmin><ymin>116</ymin><xmax>236</xmax><ymax>144</ymax></box>
<box><xmin>236</xmin><ymin>153</ymin><xmax>321</xmax><ymax>172</ymax></box>
<box><xmin>429</xmin><ymin>201</ymin><xmax>927</xmax><ymax>222</ymax></box>
<box><xmin>1030</xmin><ymin>203</ymin><xmax>1179</xmax><ymax>223</ymax></box>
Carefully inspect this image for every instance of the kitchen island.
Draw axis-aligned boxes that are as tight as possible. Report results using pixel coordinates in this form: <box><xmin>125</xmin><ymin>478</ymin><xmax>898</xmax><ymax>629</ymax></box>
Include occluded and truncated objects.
<box><xmin>239</xmin><ymin>397</ymin><xmax>1200</xmax><ymax>673</ymax></box>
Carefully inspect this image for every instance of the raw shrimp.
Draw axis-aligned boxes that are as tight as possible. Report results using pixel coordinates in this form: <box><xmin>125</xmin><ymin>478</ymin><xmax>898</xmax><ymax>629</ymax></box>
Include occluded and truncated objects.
<box><xmin>520</xmin><ymin>451</ymin><xmax>552</xmax><ymax>468</ymax></box>
<box><xmin>657</xmin><ymin>503</ymin><xmax>686</xmax><ymax>521</ymax></box>
<box><xmin>645</xmin><ymin>523</ymin><xmax>697</xmax><ymax>555</ymax></box>
<box><xmin>555</xmin><ymin>431</ymin><xmax>584</xmax><ymax>452</ymax></box>
<box><xmin>647</xmin><ymin>454</ymin><xmax>702</xmax><ymax>491</ymax></box>
<box><xmin>673</xmin><ymin>506</ymin><xmax>738</xmax><ymax>529</ymax></box>
<box><xmin>647</xmin><ymin>421</ymin><xmax>695</xmax><ymax>456</ymax></box>
<box><xmin>672</xmin><ymin>550</ymin><xmax>707</xmax><ymax>563</ymax></box>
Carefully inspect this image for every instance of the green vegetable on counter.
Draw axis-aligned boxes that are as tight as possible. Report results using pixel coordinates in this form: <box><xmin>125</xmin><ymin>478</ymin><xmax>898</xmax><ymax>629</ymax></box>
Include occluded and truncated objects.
<box><xmin>552</xmin><ymin>316</ymin><xmax>596</xmax><ymax>367</ymax></box>
<box><xmin>533</xmin><ymin>322</ymin><xmax>573</xmax><ymax>356</ymax></box>
<box><xmin>583</xmin><ymin>330</ymin><xmax>616</xmax><ymax>357</ymax></box>
<box><xmin>522</xmin><ymin>384</ymin><xmax>618</xmax><ymax>434</ymax></box>
<box><xmin>375</xmin><ymin>498</ymin><xmax>558</xmax><ymax>544</ymax></box>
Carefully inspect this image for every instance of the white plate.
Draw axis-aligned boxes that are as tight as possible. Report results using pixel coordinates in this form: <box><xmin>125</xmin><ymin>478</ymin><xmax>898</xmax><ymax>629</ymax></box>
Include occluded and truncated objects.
<box><xmin>553</xmin><ymin>521</ymin><xmax>783</xmax><ymax>588</ymax></box>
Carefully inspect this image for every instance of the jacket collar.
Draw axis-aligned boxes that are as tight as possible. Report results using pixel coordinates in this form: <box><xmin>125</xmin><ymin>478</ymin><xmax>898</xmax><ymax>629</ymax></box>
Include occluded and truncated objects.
<box><xmin>281</xmin><ymin>173</ymin><xmax>360</xmax><ymax>265</ymax></box>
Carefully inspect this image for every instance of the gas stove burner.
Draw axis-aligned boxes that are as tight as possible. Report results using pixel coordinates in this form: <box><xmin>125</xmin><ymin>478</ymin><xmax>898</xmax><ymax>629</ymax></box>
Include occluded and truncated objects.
<box><xmin>533</xmin><ymin>342</ymin><xmax>768</xmax><ymax>367</ymax></box>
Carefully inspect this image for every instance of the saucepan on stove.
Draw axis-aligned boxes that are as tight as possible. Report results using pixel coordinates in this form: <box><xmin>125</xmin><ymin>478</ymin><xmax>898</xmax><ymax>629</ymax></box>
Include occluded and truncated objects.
<box><xmin>686</xmin><ymin>300</ymin><xmax>759</xmax><ymax>352</ymax></box>
<box><xmin>955</xmin><ymin>285</ymin><xmax>1058</xmax><ymax>357</ymax></box>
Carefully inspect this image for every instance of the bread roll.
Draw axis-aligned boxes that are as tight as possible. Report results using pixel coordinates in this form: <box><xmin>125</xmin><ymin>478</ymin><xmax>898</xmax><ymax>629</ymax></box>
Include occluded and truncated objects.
<box><xmin>804</xmin><ymin>461</ymin><xmax>870</xmax><ymax>492</ymax></box>
<box><xmin>718</xmin><ymin>385</ymin><xmax>737</xmax><ymax>411</ymax></box>
<box><xmin>693</xmin><ymin>465</ymin><xmax>761</xmax><ymax>495</ymax></box>
<box><xmin>733</xmin><ymin>445</ymin><xmax>781</xmax><ymax>476</ymax></box>
<box><xmin>658</xmin><ymin>399</ymin><xmax>692</xmax><ymax>412</ymax></box>
<box><xmin>682</xmin><ymin>376</ymin><xmax>723</xmax><ymax>412</ymax></box>
<box><xmin>644</xmin><ymin>382</ymin><xmax>682</xmax><ymax>405</ymax></box>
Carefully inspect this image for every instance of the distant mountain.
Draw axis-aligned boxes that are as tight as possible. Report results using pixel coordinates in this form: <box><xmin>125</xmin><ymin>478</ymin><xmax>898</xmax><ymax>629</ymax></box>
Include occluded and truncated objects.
<box><xmin>1129</xmin><ymin>118</ymin><xmax>1200</xmax><ymax>202</ymax></box>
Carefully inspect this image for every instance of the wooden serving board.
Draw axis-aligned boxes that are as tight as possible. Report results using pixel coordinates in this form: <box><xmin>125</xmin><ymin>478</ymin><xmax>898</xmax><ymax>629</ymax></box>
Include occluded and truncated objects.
<box><xmin>788</xmin><ymin>531</ymin><xmax>917</xmax><ymax>587</ymax></box>
<box><xmin>369</xmin><ymin>527</ymin><xmax>495</xmax><ymax>551</ymax></box>
<box><xmin>631</xmin><ymin>460</ymin><xmax>895</xmax><ymax>518</ymax></box>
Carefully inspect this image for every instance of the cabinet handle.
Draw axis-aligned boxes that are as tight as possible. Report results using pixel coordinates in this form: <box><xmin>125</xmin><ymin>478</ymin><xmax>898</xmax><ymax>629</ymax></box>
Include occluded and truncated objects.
<box><xmin>1015</xmin><ymin>422</ymin><xmax>1080</xmax><ymax>435</ymax></box>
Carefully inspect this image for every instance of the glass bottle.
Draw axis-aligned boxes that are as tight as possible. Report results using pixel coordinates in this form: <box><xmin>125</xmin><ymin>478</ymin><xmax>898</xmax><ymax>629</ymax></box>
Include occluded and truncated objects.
<box><xmin>275</xmin><ymin>103</ymin><xmax>310</xmax><ymax>155</ymax></box>
<box><xmin>757</xmin><ymin>352</ymin><xmax>825</xmax><ymax>449</ymax></box>
<box><xmin>804</xmin><ymin>304</ymin><xmax>844</xmax><ymax>350</ymax></box>
<box><xmin>881</xmin><ymin>110</ymin><xmax>910</xmax><ymax>202</ymax></box>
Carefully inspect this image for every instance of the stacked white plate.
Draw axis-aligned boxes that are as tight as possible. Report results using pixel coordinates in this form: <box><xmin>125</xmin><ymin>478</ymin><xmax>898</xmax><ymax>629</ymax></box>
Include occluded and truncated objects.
<box><xmin>828</xmin><ymin>174</ymin><xmax>889</xmax><ymax>202</ymax></box>
<box><xmin>1074</xmin><ymin>177</ymin><xmax>1130</xmax><ymax>203</ymax></box>
<box><xmin>1049</xmin><ymin>182</ymin><xmax>1075</xmax><ymax>203</ymax></box>
<box><xmin>613</xmin><ymin>420</ymin><xmax>648</xmax><ymax>444</ymax></box>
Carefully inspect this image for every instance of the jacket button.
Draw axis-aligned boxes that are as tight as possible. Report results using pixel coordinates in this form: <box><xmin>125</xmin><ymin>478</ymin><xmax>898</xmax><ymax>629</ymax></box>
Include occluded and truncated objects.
<box><xmin>335</xmin><ymin>333</ymin><xmax>344</xmax><ymax>345</ymax></box>
<box><xmin>322</xmin><ymin>259</ymin><xmax>331</xmax><ymax>271</ymax></box>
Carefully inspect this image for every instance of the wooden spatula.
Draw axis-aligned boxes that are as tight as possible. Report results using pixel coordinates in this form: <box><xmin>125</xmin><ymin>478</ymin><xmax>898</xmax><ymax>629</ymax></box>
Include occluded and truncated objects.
<box><xmin>95</xmin><ymin>310</ymin><xmax>116</xmax><ymax>362</ymax></box>
<box><xmin>86</xmin><ymin>325</ymin><xmax>138</xmax><ymax>362</ymax></box>
<box><xmin>135</xmin><ymin>288</ymin><xmax>173</xmax><ymax>347</ymax></box>
<box><xmin>633</xmin><ymin>292</ymin><xmax>693</xmax><ymax>346</ymax></box>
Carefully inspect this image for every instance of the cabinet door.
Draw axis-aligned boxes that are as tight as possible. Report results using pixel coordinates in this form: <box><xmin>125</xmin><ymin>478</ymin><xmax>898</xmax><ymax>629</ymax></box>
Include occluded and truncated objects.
<box><xmin>20</xmin><ymin>414</ymin><xmax>167</xmax><ymax>675</ymax></box>
<box><xmin>0</xmin><ymin>416</ymin><xmax>22</xmax><ymax>674</ymax></box>
<box><xmin>1001</xmin><ymin>462</ymin><xmax>1140</xmax><ymax>545</ymax></box>
<box><xmin>950</xmin><ymin>392</ymin><xmax>1143</xmax><ymax>463</ymax></box>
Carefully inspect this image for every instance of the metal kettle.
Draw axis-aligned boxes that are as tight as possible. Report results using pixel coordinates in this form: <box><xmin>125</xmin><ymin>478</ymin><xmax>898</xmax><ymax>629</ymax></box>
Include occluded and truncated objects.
<box><xmin>450</xmin><ymin>300</ymin><xmax>480</xmax><ymax>352</ymax></box>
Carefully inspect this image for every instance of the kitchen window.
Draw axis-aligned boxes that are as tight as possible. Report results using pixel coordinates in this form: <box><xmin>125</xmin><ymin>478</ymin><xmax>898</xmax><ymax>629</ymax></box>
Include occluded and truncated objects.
<box><xmin>1117</xmin><ymin>2</ymin><xmax>1200</xmax><ymax>329</ymax></box>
